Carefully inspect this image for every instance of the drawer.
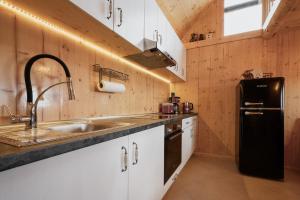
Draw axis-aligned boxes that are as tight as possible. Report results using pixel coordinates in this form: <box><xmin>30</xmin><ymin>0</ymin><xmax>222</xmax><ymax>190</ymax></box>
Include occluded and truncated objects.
<box><xmin>182</xmin><ymin>117</ymin><xmax>193</xmax><ymax>129</ymax></box>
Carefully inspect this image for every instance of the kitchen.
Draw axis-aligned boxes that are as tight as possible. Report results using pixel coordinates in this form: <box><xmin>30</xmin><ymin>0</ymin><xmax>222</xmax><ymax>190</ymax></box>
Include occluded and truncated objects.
<box><xmin>0</xmin><ymin>0</ymin><xmax>299</xmax><ymax>199</ymax></box>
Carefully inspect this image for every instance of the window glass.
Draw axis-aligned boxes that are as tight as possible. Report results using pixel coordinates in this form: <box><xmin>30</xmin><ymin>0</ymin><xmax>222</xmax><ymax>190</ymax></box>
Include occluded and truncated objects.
<box><xmin>224</xmin><ymin>0</ymin><xmax>262</xmax><ymax>36</ymax></box>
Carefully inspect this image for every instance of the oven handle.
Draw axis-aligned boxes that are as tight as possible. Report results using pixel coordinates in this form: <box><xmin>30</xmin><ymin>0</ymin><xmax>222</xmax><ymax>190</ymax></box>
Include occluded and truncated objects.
<box><xmin>168</xmin><ymin>131</ymin><xmax>183</xmax><ymax>141</ymax></box>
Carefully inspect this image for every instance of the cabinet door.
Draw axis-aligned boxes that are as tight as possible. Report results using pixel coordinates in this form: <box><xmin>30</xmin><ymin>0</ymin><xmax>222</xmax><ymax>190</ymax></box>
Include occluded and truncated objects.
<box><xmin>157</xmin><ymin>8</ymin><xmax>168</xmax><ymax>51</ymax></box>
<box><xmin>114</xmin><ymin>0</ymin><xmax>144</xmax><ymax>50</ymax></box>
<box><xmin>0</xmin><ymin>136</ymin><xmax>129</xmax><ymax>200</ymax></box>
<box><xmin>182</xmin><ymin>126</ymin><xmax>193</xmax><ymax>166</ymax></box>
<box><xmin>70</xmin><ymin>0</ymin><xmax>114</xmax><ymax>30</ymax></box>
<box><xmin>128</xmin><ymin>126</ymin><xmax>164</xmax><ymax>200</ymax></box>
<box><xmin>180</xmin><ymin>46</ymin><xmax>187</xmax><ymax>80</ymax></box>
<box><xmin>145</xmin><ymin>0</ymin><xmax>159</xmax><ymax>42</ymax></box>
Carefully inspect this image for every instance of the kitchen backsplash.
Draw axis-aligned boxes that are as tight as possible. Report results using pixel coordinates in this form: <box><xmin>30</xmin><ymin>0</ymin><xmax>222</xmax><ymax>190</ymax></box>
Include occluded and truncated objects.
<box><xmin>0</xmin><ymin>9</ymin><xmax>169</xmax><ymax>124</ymax></box>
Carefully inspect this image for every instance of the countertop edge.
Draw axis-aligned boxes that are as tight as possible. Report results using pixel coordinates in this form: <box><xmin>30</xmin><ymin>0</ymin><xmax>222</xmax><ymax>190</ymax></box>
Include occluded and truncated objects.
<box><xmin>0</xmin><ymin>113</ymin><xmax>197</xmax><ymax>172</ymax></box>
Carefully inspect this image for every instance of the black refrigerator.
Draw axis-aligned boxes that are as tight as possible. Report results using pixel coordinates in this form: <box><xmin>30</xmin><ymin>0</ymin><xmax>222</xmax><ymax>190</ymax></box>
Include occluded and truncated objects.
<box><xmin>238</xmin><ymin>77</ymin><xmax>284</xmax><ymax>179</ymax></box>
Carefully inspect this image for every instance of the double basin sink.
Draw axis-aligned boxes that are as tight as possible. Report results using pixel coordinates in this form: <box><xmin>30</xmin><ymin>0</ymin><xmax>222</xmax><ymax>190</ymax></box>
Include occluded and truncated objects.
<box><xmin>0</xmin><ymin>119</ymin><xmax>135</xmax><ymax>147</ymax></box>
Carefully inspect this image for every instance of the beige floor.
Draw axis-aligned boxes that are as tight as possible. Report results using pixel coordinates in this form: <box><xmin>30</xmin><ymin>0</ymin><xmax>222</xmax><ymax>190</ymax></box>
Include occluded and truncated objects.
<box><xmin>163</xmin><ymin>155</ymin><xmax>300</xmax><ymax>200</ymax></box>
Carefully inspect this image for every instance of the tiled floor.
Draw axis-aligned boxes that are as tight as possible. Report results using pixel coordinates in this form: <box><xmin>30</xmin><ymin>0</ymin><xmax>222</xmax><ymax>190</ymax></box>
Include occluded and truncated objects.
<box><xmin>163</xmin><ymin>155</ymin><xmax>300</xmax><ymax>200</ymax></box>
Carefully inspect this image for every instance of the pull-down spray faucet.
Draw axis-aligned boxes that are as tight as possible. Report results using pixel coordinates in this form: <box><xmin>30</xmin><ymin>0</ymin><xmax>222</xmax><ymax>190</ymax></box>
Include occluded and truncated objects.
<box><xmin>22</xmin><ymin>54</ymin><xmax>75</xmax><ymax>129</ymax></box>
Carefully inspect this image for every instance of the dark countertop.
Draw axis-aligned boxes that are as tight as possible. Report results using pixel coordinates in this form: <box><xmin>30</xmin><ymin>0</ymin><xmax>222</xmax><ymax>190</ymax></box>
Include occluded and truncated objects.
<box><xmin>0</xmin><ymin>113</ymin><xmax>197</xmax><ymax>172</ymax></box>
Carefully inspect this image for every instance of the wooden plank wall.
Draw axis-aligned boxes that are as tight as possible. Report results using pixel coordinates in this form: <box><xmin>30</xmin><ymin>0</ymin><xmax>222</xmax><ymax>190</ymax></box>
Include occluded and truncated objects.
<box><xmin>181</xmin><ymin>0</ymin><xmax>223</xmax><ymax>43</ymax></box>
<box><xmin>0</xmin><ymin>8</ymin><xmax>170</xmax><ymax>123</ymax></box>
<box><xmin>172</xmin><ymin>29</ymin><xmax>300</xmax><ymax>170</ymax></box>
<box><xmin>264</xmin><ymin>29</ymin><xmax>300</xmax><ymax>170</ymax></box>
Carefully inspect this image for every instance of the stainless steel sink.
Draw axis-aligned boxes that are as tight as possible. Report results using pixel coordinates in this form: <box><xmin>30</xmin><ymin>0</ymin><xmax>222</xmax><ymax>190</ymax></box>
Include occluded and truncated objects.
<box><xmin>0</xmin><ymin>120</ymin><xmax>134</xmax><ymax>147</ymax></box>
<box><xmin>46</xmin><ymin>121</ymin><xmax>133</xmax><ymax>133</ymax></box>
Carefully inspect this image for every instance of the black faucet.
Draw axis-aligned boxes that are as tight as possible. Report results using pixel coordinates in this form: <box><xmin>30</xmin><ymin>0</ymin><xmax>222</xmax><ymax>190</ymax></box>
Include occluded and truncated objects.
<box><xmin>21</xmin><ymin>54</ymin><xmax>75</xmax><ymax>129</ymax></box>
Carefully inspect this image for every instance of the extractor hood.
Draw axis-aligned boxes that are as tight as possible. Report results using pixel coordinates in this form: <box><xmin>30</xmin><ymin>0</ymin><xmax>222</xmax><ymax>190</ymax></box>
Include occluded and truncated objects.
<box><xmin>124</xmin><ymin>39</ymin><xmax>177</xmax><ymax>69</ymax></box>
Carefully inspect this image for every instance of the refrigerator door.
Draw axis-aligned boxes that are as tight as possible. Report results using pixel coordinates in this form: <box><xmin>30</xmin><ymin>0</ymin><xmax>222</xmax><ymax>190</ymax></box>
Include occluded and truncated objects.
<box><xmin>239</xmin><ymin>109</ymin><xmax>284</xmax><ymax>179</ymax></box>
<box><xmin>240</xmin><ymin>78</ymin><xmax>284</xmax><ymax>109</ymax></box>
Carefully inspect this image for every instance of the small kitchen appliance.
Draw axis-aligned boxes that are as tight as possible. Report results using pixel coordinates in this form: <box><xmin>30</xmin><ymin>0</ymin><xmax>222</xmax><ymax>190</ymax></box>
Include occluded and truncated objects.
<box><xmin>169</xmin><ymin>93</ymin><xmax>180</xmax><ymax>114</ymax></box>
<box><xmin>182</xmin><ymin>102</ymin><xmax>193</xmax><ymax>114</ymax></box>
<box><xmin>161</xmin><ymin>103</ymin><xmax>174</xmax><ymax>114</ymax></box>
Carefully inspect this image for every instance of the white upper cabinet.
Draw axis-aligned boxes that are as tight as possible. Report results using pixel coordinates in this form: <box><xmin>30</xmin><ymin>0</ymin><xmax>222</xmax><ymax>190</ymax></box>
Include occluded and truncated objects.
<box><xmin>114</xmin><ymin>0</ymin><xmax>145</xmax><ymax>50</ymax></box>
<box><xmin>145</xmin><ymin>0</ymin><xmax>159</xmax><ymax>42</ymax></box>
<box><xmin>144</xmin><ymin>0</ymin><xmax>167</xmax><ymax>51</ymax></box>
<box><xmin>70</xmin><ymin>0</ymin><xmax>114</xmax><ymax>30</ymax></box>
<box><xmin>70</xmin><ymin>0</ymin><xmax>186</xmax><ymax>81</ymax></box>
<box><xmin>70</xmin><ymin>0</ymin><xmax>144</xmax><ymax>50</ymax></box>
<box><xmin>181</xmin><ymin>45</ymin><xmax>187</xmax><ymax>80</ymax></box>
<box><xmin>128</xmin><ymin>126</ymin><xmax>164</xmax><ymax>200</ymax></box>
<box><xmin>156</xmin><ymin>8</ymin><xmax>168</xmax><ymax>51</ymax></box>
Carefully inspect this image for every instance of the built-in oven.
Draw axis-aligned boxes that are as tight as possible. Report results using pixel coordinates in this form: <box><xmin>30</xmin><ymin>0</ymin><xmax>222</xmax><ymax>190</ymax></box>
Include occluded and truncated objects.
<box><xmin>164</xmin><ymin>120</ymin><xmax>182</xmax><ymax>184</ymax></box>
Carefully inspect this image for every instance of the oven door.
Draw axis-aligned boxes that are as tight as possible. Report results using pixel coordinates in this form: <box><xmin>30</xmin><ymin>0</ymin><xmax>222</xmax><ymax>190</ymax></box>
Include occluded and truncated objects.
<box><xmin>164</xmin><ymin>130</ymin><xmax>182</xmax><ymax>184</ymax></box>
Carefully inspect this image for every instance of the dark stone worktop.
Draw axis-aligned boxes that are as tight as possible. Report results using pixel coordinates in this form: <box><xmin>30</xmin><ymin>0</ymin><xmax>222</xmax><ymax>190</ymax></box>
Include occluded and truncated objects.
<box><xmin>0</xmin><ymin>113</ymin><xmax>197</xmax><ymax>172</ymax></box>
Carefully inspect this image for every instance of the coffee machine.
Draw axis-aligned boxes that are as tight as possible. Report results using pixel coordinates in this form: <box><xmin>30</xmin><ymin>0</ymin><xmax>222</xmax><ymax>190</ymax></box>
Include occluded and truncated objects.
<box><xmin>169</xmin><ymin>93</ymin><xmax>180</xmax><ymax>114</ymax></box>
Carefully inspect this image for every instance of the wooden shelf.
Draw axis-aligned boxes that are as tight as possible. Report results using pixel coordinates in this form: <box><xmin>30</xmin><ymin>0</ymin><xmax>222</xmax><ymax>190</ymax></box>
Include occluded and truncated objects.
<box><xmin>184</xmin><ymin>30</ymin><xmax>262</xmax><ymax>49</ymax></box>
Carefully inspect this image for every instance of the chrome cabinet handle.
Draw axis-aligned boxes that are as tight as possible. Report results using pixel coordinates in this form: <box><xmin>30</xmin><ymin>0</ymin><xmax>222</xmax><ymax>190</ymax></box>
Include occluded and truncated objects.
<box><xmin>107</xmin><ymin>0</ymin><xmax>113</xmax><ymax>20</ymax></box>
<box><xmin>117</xmin><ymin>8</ymin><xmax>123</xmax><ymax>27</ymax></box>
<box><xmin>132</xmin><ymin>142</ymin><xmax>138</xmax><ymax>165</ymax></box>
<box><xmin>154</xmin><ymin>30</ymin><xmax>158</xmax><ymax>41</ymax></box>
<box><xmin>121</xmin><ymin>146</ymin><xmax>128</xmax><ymax>172</ymax></box>
<box><xmin>245</xmin><ymin>111</ymin><xmax>264</xmax><ymax>115</ymax></box>
<box><xmin>245</xmin><ymin>102</ymin><xmax>264</xmax><ymax>106</ymax></box>
<box><xmin>158</xmin><ymin>34</ymin><xmax>162</xmax><ymax>45</ymax></box>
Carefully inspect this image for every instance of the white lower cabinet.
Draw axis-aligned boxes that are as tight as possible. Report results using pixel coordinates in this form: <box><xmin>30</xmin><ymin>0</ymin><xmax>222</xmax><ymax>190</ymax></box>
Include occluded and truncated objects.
<box><xmin>129</xmin><ymin>126</ymin><xmax>164</xmax><ymax>200</ymax></box>
<box><xmin>182</xmin><ymin>126</ymin><xmax>193</xmax><ymax>165</ymax></box>
<box><xmin>0</xmin><ymin>136</ymin><xmax>129</xmax><ymax>200</ymax></box>
<box><xmin>182</xmin><ymin>117</ymin><xmax>198</xmax><ymax>166</ymax></box>
<box><xmin>0</xmin><ymin>125</ymin><xmax>164</xmax><ymax>200</ymax></box>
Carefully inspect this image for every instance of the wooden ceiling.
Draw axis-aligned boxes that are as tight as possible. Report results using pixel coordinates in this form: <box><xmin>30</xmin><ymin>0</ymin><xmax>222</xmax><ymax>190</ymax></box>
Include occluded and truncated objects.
<box><xmin>156</xmin><ymin>0</ymin><xmax>212</xmax><ymax>38</ymax></box>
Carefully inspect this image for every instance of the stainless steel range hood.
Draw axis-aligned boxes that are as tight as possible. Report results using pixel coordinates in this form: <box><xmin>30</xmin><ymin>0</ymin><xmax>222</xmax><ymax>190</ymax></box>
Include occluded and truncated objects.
<box><xmin>124</xmin><ymin>39</ymin><xmax>177</xmax><ymax>69</ymax></box>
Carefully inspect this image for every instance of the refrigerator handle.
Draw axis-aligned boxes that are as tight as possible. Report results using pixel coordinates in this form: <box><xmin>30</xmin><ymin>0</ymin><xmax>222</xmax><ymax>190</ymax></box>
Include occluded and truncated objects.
<box><xmin>245</xmin><ymin>102</ymin><xmax>264</xmax><ymax>106</ymax></box>
<box><xmin>245</xmin><ymin>111</ymin><xmax>264</xmax><ymax>116</ymax></box>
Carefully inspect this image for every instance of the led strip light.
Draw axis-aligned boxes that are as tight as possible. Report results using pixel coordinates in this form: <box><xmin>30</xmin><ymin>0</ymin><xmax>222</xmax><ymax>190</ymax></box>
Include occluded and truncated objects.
<box><xmin>0</xmin><ymin>0</ymin><xmax>171</xmax><ymax>84</ymax></box>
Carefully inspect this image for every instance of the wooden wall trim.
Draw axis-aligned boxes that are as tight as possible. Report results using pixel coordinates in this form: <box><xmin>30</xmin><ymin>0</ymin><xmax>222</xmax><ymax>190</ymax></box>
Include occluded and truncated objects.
<box><xmin>185</xmin><ymin>30</ymin><xmax>263</xmax><ymax>49</ymax></box>
<box><xmin>263</xmin><ymin>0</ymin><xmax>300</xmax><ymax>38</ymax></box>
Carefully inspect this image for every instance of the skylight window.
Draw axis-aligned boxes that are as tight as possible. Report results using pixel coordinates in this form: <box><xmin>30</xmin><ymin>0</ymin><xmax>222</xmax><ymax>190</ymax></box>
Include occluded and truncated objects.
<box><xmin>224</xmin><ymin>0</ymin><xmax>262</xmax><ymax>36</ymax></box>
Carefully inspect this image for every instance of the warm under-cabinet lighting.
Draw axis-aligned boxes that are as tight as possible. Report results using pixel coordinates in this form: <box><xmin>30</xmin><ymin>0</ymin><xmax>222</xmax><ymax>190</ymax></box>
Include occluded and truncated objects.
<box><xmin>0</xmin><ymin>0</ymin><xmax>171</xmax><ymax>84</ymax></box>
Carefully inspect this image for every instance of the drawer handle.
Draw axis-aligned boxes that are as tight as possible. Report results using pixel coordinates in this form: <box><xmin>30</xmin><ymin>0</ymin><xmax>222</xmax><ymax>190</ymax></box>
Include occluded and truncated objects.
<box><xmin>121</xmin><ymin>146</ymin><xmax>128</xmax><ymax>172</ymax></box>
<box><xmin>106</xmin><ymin>0</ymin><xmax>113</xmax><ymax>19</ymax></box>
<box><xmin>158</xmin><ymin>34</ymin><xmax>162</xmax><ymax>45</ymax></box>
<box><xmin>154</xmin><ymin>30</ymin><xmax>158</xmax><ymax>41</ymax></box>
<box><xmin>132</xmin><ymin>142</ymin><xmax>138</xmax><ymax>165</ymax></box>
<box><xmin>117</xmin><ymin>8</ymin><xmax>123</xmax><ymax>27</ymax></box>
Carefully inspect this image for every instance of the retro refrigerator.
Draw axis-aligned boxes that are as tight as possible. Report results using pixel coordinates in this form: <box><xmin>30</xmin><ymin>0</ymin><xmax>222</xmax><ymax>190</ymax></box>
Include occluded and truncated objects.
<box><xmin>239</xmin><ymin>77</ymin><xmax>284</xmax><ymax>179</ymax></box>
